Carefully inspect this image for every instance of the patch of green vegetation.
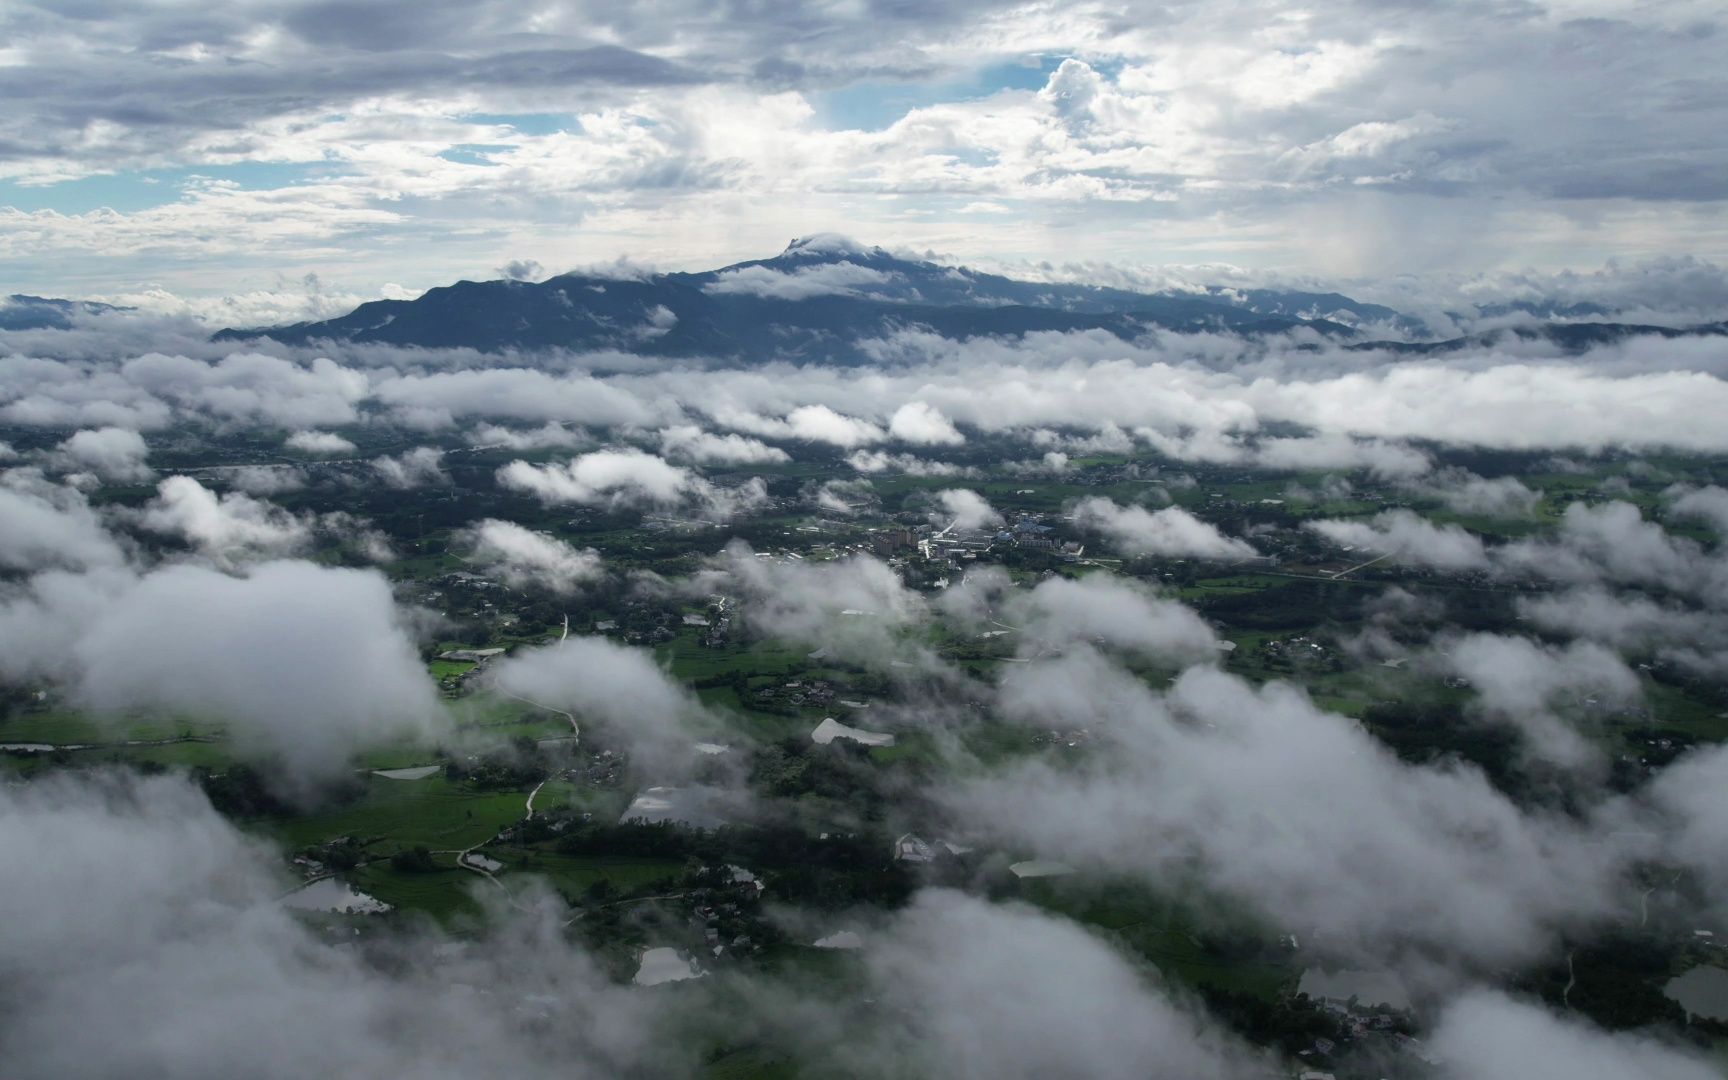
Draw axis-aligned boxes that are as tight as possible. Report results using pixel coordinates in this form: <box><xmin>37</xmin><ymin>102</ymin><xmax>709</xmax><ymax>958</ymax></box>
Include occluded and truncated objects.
<box><xmin>263</xmin><ymin>775</ymin><xmax>528</xmax><ymax>854</ymax></box>
<box><xmin>1021</xmin><ymin>878</ymin><xmax>1297</xmax><ymax>1001</ymax></box>
<box><xmin>503</xmin><ymin>849</ymin><xmax>685</xmax><ymax>899</ymax></box>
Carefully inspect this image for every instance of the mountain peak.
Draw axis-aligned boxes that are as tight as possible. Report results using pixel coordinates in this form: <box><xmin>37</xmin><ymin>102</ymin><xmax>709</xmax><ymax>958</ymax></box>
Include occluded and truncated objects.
<box><xmin>780</xmin><ymin>233</ymin><xmax>875</xmax><ymax>259</ymax></box>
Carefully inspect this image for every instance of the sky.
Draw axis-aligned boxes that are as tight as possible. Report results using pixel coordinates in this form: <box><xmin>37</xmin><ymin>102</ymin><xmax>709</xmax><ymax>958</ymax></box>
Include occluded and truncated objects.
<box><xmin>3</xmin><ymin>0</ymin><xmax>1728</xmax><ymax>306</ymax></box>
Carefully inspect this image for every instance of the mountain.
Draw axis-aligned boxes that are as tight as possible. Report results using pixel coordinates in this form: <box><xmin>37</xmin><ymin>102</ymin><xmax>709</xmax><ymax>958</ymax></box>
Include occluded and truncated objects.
<box><xmin>1</xmin><ymin>295</ymin><xmax>130</xmax><ymax>331</ymax></box>
<box><xmin>1351</xmin><ymin>319</ymin><xmax>1728</xmax><ymax>355</ymax></box>
<box><xmin>211</xmin><ymin>236</ymin><xmax>1728</xmax><ymax>360</ymax></box>
<box><xmin>214</xmin><ymin>236</ymin><xmax>1370</xmax><ymax>361</ymax></box>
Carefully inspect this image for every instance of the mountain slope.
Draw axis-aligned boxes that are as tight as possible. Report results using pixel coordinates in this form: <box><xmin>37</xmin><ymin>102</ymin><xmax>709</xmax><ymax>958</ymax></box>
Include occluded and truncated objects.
<box><xmin>215</xmin><ymin>237</ymin><xmax>1362</xmax><ymax>360</ymax></box>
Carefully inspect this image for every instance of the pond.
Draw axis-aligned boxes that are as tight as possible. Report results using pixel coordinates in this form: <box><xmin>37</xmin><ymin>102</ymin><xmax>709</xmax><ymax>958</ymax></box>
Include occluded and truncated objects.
<box><xmin>1298</xmin><ymin>967</ymin><xmax>1412</xmax><ymax>1010</ymax></box>
<box><xmin>1665</xmin><ymin>965</ymin><xmax>1728</xmax><ymax>1021</ymax></box>
<box><xmin>634</xmin><ymin>947</ymin><xmax>703</xmax><ymax>986</ymax></box>
<box><xmin>283</xmin><ymin>878</ymin><xmax>391</xmax><ymax>915</ymax></box>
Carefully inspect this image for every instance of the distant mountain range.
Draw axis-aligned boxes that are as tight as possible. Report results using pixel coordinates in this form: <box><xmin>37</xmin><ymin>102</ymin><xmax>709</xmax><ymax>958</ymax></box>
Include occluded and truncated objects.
<box><xmin>14</xmin><ymin>238</ymin><xmax>1727</xmax><ymax>360</ymax></box>
<box><xmin>1</xmin><ymin>295</ymin><xmax>129</xmax><ymax>331</ymax></box>
<box><xmin>213</xmin><ymin>235</ymin><xmax>1415</xmax><ymax>361</ymax></box>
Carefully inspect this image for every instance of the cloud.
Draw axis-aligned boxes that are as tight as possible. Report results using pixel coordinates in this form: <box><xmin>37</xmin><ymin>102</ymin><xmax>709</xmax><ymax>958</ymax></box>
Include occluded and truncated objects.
<box><xmin>370</xmin><ymin>447</ymin><xmax>449</xmax><ymax>489</ymax></box>
<box><xmin>1429</xmin><ymin>989</ymin><xmax>1720</xmax><ymax>1080</ymax></box>
<box><xmin>888</xmin><ymin>402</ymin><xmax>964</xmax><ymax>446</ymax></box>
<box><xmin>488</xmin><ymin>635</ymin><xmax>717</xmax><ymax>766</ymax></box>
<box><xmin>498</xmin><ymin>448</ymin><xmax>765</xmax><ymax>519</ymax></box>
<box><xmin>1251</xmin><ymin>434</ymin><xmax>1431</xmax><ymax>479</ymax></box>
<box><xmin>845</xmin><ymin>450</ymin><xmax>968</xmax><ymax>476</ymax></box>
<box><xmin>285</xmin><ymin>429</ymin><xmax>358</xmax><ymax>456</ymax></box>
<box><xmin>467</xmin><ymin>421</ymin><xmax>592</xmax><ymax>451</ymax></box>
<box><xmin>1648</xmin><ymin>744</ymin><xmax>1728</xmax><ymax>914</ymax></box>
<box><xmin>1307</xmin><ymin>509</ymin><xmax>1490</xmax><ymax>570</ymax></box>
<box><xmin>657</xmin><ymin>425</ymin><xmax>790</xmax><ymax>465</ymax></box>
<box><xmin>1071</xmin><ymin>497</ymin><xmax>1255</xmax><ymax>560</ymax></box>
<box><xmin>228</xmin><ymin>464</ymin><xmax>308</xmax><ymax>495</ymax></box>
<box><xmin>462</xmin><ymin>519</ymin><xmax>603</xmax><ymax>594</ymax></box>
<box><xmin>932</xmin><ymin>488</ymin><xmax>1001</xmax><ymax>531</ymax></box>
<box><xmin>782</xmin><ymin>405</ymin><xmax>885</xmax><ymax>448</ymax></box>
<box><xmin>0</xmin><ymin>771</ymin><xmax>693</xmax><ymax>1078</ymax></box>
<box><xmin>853</xmin><ymin>890</ymin><xmax>1259</xmax><ymax>1079</ymax></box>
<box><xmin>124</xmin><ymin>353</ymin><xmax>370</xmax><ymax>430</ymax></box>
<box><xmin>1517</xmin><ymin>587</ymin><xmax>1728</xmax><ymax>678</ymax></box>
<box><xmin>952</xmin><ymin>660</ymin><xmax>1624</xmax><ymax>970</ymax></box>
<box><xmin>51</xmin><ymin>426</ymin><xmax>153</xmax><ymax>483</ymax></box>
<box><xmin>1499</xmin><ymin>501</ymin><xmax>1723</xmax><ymax>600</ymax></box>
<box><xmin>703</xmin><ymin>262</ymin><xmax>895</xmax><ymax>300</ymax></box>
<box><xmin>713</xmin><ymin>540</ymin><xmax>927</xmax><ymax>668</ymax></box>
<box><xmin>1424</xmin><ymin>470</ymin><xmax>1542</xmax><ymax>518</ymax></box>
<box><xmin>0</xmin><ymin>475</ymin><xmax>127</xmax><ymax>572</ymax></box>
<box><xmin>1002</xmin><ymin>574</ymin><xmax>1221</xmax><ymax>666</ymax></box>
<box><xmin>0</xmin><ymin>560</ymin><xmax>439</xmax><ymax>787</ymax></box>
<box><xmin>1438</xmin><ymin>633</ymin><xmax>1641</xmax><ymax>767</ymax></box>
<box><xmin>1667</xmin><ymin>483</ymin><xmax>1728</xmax><ymax>534</ymax></box>
<box><xmin>139</xmin><ymin>475</ymin><xmax>312</xmax><ymax>564</ymax></box>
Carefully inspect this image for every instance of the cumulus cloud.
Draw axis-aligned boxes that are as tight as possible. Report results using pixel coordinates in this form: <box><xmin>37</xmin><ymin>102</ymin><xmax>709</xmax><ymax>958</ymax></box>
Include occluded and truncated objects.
<box><xmin>500</xmin><ymin>448</ymin><xmax>696</xmax><ymax>506</ymax></box>
<box><xmin>702</xmin><ymin>262</ymin><xmax>895</xmax><ymax>300</ymax></box>
<box><xmin>228</xmin><ymin>464</ymin><xmax>307</xmax><ymax>495</ymax></box>
<box><xmin>952</xmin><ymin>660</ymin><xmax>1623</xmax><ymax>970</ymax></box>
<box><xmin>1439</xmin><ymin>633</ymin><xmax>1641</xmax><ymax>767</ymax></box>
<box><xmin>1518</xmin><ymin>587</ymin><xmax>1728</xmax><ymax>678</ymax></box>
<box><xmin>1252</xmin><ymin>434</ymin><xmax>1431</xmax><ymax>479</ymax></box>
<box><xmin>845</xmin><ymin>450</ymin><xmax>968</xmax><ymax>476</ymax></box>
<box><xmin>782</xmin><ymin>405</ymin><xmax>885</xmax><ymax>448</ymax></box>
<box><xmin>713</xmin><ymin>541</ymin><xmax>927</xmax><ymax>668</ymax></box>
<box><xmin>0</xmin><ymin>476</ymin><xmax>127</xmax><ymax>571</ymax></box>
<box><xmin>499</xmin><ymin>449</ymin><xmax>764</xmax><ymax>520</ymax></box>
<box><xmin>468</xmin><ymin>422</ymin><xmax>591</xmax><ymax>451</ymax></box>
<box><xmin>1499</xmin><ymin>501</ymin><xmax>1724</xmax><ymax>601</ymax></box>
<box><xmin>1424</xmin><ymin>470</ymin><xmax>1542</xmax><ymax>518</ymax></box>
<box><xmin>139</xmin><ymin>475</ymin><xmax>312</xmax><ymax>564</ymax></box>
<box><xmin>125</xmin><ymin>353</ymin><xmax>370</xmax><ymax>430</ymax></box>
<box><xmin>1308</xmin><ymin>509</ymin><xmax>1490</xmax><ymax>570</ymax></box>
<box><xmin>1002</xmin><ymin>574</ymin><xmax>1221</xmax><ymax>666</ymax></box>
<box><xmin>51</xmin><ymin>426</ymin><xmax>153</xmax><ymax>483</ymax></box>
<box><xmin>855</xmin><ymin>890</ymin><xmax>1258</xmax><ymax>1079</ymax></box>
<box><xmin>462</xmin><ymin>519</ymin><xmax>603</xmax><ymax>594</ymax></box>
<box><xmin>370</xmin><ymin>447</ymin><xmax>449</xmax><ymax>489</ymax></box>
<box><xmin>0</xmin><ymin>560</ymin><xmax>439</xmax><ymax>786</ymax></box>
<box><xmin>1071</xmin><ymin>497</ymin><xmax>1255</xmax><ymax>560</ymax></box>
<box><xmin>1430</xmin><ymin>989</ymin><xmax>1720</xmax><ymax>1080</ymax></box>
<box><xmin>488</xmin><ymin>635</ymin><xmax>719</xmax><ymax>767</ymax></box>
<box><xmin>1667</xmin><ymin>483</ymin><xmax>1728</xmax><ymax>534</ymax></box>
<box><xmin>285</xmin><ymin>429</ymin><xmax>357</xmax><ymax>455</ymax></box>
<box><xmin>888</xmin><ymin>401</ymin><xmax>964</xmax><ymax>446</ymax></box>
<box><xmin>931</xmin><ymin>488</ymin><xmax>1001</xmax><ymax>531</ymax></box>
<box><xmin>657</xmin><ymin>425</ymin><xmax>790</xmax><ymax>465</ymax></box>
<box><xmin>0</xmin><ymin>772</ymin><xmax>693</xmax><ymax>1078</ymax></box>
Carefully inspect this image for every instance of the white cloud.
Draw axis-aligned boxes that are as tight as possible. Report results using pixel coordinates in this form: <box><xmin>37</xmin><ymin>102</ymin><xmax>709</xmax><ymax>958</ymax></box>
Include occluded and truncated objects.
<box><xmin>139</xmin><ymin>475</ymin><xmax>311</xmax><ymax>564</ymax></box>
<box><xmin>888</xmin><ymin>401</ymin><xmax>964</xmax><ymax>446</ymax></box>
<box><xmin>0</xmin><ymin>560</ymin><xmax>439</xmax><ymax>786</ymax></box>
<box><xmin>0</xmin><ymin>476</ymin><xmax>126</xmax><ymax>571</ymax></box>
<box><xmin>462</xmin><ymin>519</ymin><xmax>603</xmax><ymax>594</ymax></box>
<box><xmin>1308</xmin><ymin>509</ymin><xmax>1490</xmax><ymax>570</ymax></box>
<box><xmin>1430</xmin><ymin>990</ymin><xmax>1720</xmax><ymax>1080</ymax></box>
<box><xmin>370</xmin><ymin>447</ymin><xmax>449</xmax><ymax>489</ymax></box>
<box><xmin>498</xmin><ymin>448</ymin><xmax>765</xmax><ymax>520</ymax></box>
<box><xmin>657</xmin><ymin>425</ymin><xmax>789</xmax><ymax>465</ymax></box>
<box><xmin>285</xmin><ymin>429</ymin><xmax>357</xmax><ymax>455</ymax></box>
<box><xmin>52</xmin><ymin>426</ymin><xmax>153</xmax><ymax>483</ymax></box>
<box><xmin>1072</xmin><ymin>497</ymin><xmax>1255</xmax><ymax>560</ymax></box>
<box><xmin>932</xmin><ymin>488</ymin><xmax>1001</xmax><ymax>531</ymax></box>
<box><xmin>702</xmin><ymin>262</ymin><xmax>895</xmax><ymax>300</ymax></box>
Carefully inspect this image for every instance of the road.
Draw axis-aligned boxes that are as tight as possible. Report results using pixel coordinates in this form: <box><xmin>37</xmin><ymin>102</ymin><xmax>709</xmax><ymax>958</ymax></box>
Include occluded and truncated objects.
<box><xmin>1329</xmin><ymin>551</ymin><xmax>1394</xmax><ymax>579</ymax></box>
